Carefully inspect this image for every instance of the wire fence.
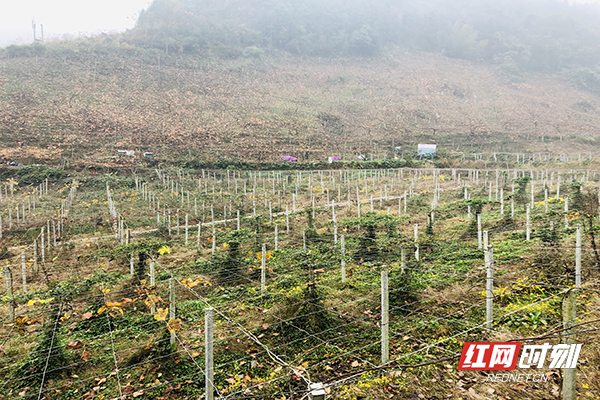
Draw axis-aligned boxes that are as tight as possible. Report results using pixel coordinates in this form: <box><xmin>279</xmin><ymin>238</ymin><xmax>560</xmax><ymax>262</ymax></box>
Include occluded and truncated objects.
<box><xmin>1</xmin><ymin>167</ymin><xmax>599</xmax><ymax>399</ymax></box>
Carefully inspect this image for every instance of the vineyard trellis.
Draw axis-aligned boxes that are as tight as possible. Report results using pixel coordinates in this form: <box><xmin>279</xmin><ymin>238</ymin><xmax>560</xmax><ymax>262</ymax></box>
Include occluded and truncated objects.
<box><xmin>0</xmin><ymin>166</ymin><xmax>599</xmax><ymax>399</ymax></box>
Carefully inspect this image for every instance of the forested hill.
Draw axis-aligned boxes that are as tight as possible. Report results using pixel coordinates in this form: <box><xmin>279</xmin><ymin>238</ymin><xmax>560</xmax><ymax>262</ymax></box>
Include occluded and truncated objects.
<box><xmin>126</xmin><ymin>0</ymin><xmax>600</xmax><ymax>87</ymax></box>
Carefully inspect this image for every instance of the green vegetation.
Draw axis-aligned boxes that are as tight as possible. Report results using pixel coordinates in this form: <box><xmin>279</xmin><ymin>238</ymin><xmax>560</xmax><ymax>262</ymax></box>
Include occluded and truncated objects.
<box><xmin>0</xmin><ymin>167</ymin><xmax>599</xmax><ymax>399</ymax></box>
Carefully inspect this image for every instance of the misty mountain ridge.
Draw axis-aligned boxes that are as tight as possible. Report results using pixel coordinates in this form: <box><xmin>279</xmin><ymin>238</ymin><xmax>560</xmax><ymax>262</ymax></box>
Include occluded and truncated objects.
<box><xmin>127</xmin><ymin>0</ymin><xmax>600</xmax><ymax>85</ymax></box>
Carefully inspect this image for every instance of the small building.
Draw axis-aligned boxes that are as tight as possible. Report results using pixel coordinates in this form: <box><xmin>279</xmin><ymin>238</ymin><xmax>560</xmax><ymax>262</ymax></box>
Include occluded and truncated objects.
<box><xmin>117</xmin><ymin>150</ymin><xmax>135</xmax><ymax>157</ymax></box>
<box><xmin>143</xmin><ymin>152</ymin><xmax>154</xmax><ymax>159</ymax></box>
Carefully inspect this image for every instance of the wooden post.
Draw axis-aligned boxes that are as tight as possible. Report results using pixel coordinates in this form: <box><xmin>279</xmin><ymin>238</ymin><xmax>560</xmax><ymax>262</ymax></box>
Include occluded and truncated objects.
<box><xmin>130</xmin><ymin>253</ymin><xmax>135</xmax><ymax>276</ymax></box>
<box><xmin>576</xmin><ymin>225</ymin><xmax>582</xmax><ymax>288</ymax></box>
<box><xmin>5</xmin><ymin>267</ymin><xmax>13</xmax><ymax>321</ymax></box>
<box><xmin>334</xmin><ymin>222</ymin><xmax>338</xmax><ymax>244</ymax></box>
<box><xmin>477</xmin><ymin>214</ymin><xmax>482</xmax><ymax>249</ymax></box>
<box><xmin>526</xmin><ymin>204</ymin><xmax>531</xmax><ymax>241</ymax></box>
<box><xmin>356</xmin><ymin>187</ymin><xmax>361</xmax><ymax>218</ymax></box>
<box><xmin>485</xmin><ymin>246</ymin><xmax>494</xmax><ymax>329</ymax></box>
<box><xmin>381</xmin><ymin>265</ymin><xmax>389</xmax><ymax>365</ymax></box>
<box><xmin>562</xmin><ymin>290</ymin><xmax>577</xmax><ymax>400</ymax></box>
<box><xmin>261</xmin><ymin>243</ymin><xmax>266</xmax><ymax>296</ymax></box>
<box><xmin>169</xmin><ymin>278</ymin><xmax>176</xmax><ymax>345</ymax></box>
<box><xmin>511</xmin><ymin>196</ymin><xmax>514</xmax><ymax>219</ymax></box>
<box><xmin>33</xmin><ymin>239</ymin><xmax>38</xmax><ymax>274</ymax></box>
<box><xmin>185</xmin><ymin>214</ymin><xmax>189</xmax><ymax>246</ymax></box>
<box><xmin>303</xmin><ymin>229</ymin><xmax>307</xmax><ymax>251</ymax></box>
<box><xmin>21</xmin><ymin>251</ymin><xmax>26</xmax><ymax>293</ymax></box>
<box><xmin>119</xmin><ymin>217</ymin><xmax>124</xmax><ymax>243</ymax></box>
<box><xmin>275</xmin><ymin>224</ymin><xmax>279</xmax><ymax>251</ymax></box>
<box><xmin>168</xmin><ymin>212</ymin><xmax>172</xmax><ymax>236</ymax></box>
<box><xmin>414</xmin><ymin>224</ymin><xmax>419</xmax><ymax>261</ymax></box>
<box><xmin>331</xmin><ymin>199</ymin><xmax>336</xmax><ymax>222</ymax></box>
<box><xmin>341</xmin><ymin>235</ymin><xmax>346</xmax><ymax>284</ymax></box>
<box><xmin>41</xmin><ymin>228</ymin><xmax>45</xmax><ymax>264</ymax></box>
<box><xmin>401</xmin><ymin>247</ymin><xmax>406</xmax><ymax>273</ymax></box>
<box><xmin>205</xmin><ymin>307</ymin><xmax>214</xmax><ymax>400</ymax></box>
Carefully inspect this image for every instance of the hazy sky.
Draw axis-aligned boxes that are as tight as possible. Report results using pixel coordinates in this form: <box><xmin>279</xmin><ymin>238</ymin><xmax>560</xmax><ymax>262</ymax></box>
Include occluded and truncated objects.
<box><xmin>0</xmin><ymin>0</ymin><xmax>152</xmax><ymax>47</ymax></box>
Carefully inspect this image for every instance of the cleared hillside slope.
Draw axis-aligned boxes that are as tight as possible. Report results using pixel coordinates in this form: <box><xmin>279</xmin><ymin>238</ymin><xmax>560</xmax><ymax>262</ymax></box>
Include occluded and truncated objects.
<box><xmin>1</xmin><ymin>46</ymin><xmax>600</xmax><ymax>165</ymax></box>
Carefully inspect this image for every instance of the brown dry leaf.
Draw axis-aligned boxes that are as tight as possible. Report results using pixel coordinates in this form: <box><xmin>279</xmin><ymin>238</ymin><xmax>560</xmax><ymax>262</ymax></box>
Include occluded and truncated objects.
<box><xmin>351</xmin><ymin>361</ymin><xmax>360</xmax><ymax>367</ymax></box>
<box><xmin>67</xmin><ymin>340</ymin><xmax>84</xmax><ymax>350</ymax></box>
<box><xmin>81</xmin><ymin>350</ymin><xmax>91</xmax><ymax>361</ymax></box>
<box><xmin>166</xmin><ymin>318</ymin><xmax>181</xmax><ymax>333</ymax></box>
<box><xmin>123</xmin><ymin>386</ymin><xmax>134</xmax><ymax>395</ymax></box>
<box><xmin>81</xmin><ymin>312</ymin><xmax>93</xmax><ymax>320</ymax></box>
<box><xmin>132</xmin><ymin>390</ymin><xmax>144</xmax><ymax>398</ymax></box>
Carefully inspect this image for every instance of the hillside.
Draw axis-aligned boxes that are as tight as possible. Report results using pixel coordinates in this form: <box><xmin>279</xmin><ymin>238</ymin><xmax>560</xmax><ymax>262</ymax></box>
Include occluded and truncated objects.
<box><xmin>1</xmin><ymin>42</ymin><xmax>600</xmax><ymax>166</ymax></box>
